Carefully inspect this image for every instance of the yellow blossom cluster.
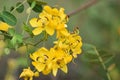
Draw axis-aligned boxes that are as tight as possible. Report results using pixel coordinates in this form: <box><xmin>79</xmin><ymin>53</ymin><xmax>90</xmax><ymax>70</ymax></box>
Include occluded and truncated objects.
<box><xmin>54</xmin><ymin>32</ymin><xmax>82</xmax><ymax>58</ymax></box>
<box><xmin>29</xmin><ymin>6</ymin><xmax>68</xmax><ymax>37</ymax></box>
<box><xmin>29</xmin><ymin>31</ymin><xmax>82</xmax><ymax>77</ymax></box>
<box><xmin>30</xmin><ymin>47</ymin><xmax>72</xmax><ymax>76</ymax></box>
<box><xmin>20</xmin><ymin>5</ymin><xmax>82</xmax><ymax>80</ymax></box>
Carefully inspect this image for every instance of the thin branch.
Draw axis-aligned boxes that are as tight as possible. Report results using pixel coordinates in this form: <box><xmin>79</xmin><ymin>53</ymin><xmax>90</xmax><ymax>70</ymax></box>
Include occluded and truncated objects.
<box><xmin>11</xmin><ymin>0</ymin><xmax>27</xmax><ymax>13</ymax></box>
<box><xmin>67</xmin><ymin>0</ymin><xmax>98</xmax><ymax>17</ymax></box>
<box><xmin>94</xmin><ymin>47</ymin><xmax>112</xmax><ymax>80</ymax></box>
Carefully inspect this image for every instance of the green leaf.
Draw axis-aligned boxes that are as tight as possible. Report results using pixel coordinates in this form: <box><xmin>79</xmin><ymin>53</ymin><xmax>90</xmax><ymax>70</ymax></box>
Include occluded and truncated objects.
<box><xmin>31</xmin><ymin>1</ymin><xmax>36</xmax><ymax>9</ymax></box>
<box><xmin>16</xmin><ymin>2</ymin><xmax>24</xmax><ymax>13</ymax></box>
<box><xmin>8</xmin><ymin>28</ymin><xmax>15</xmax><ymax>36</ymax></box>
<box><xmin>98</xmin><ymin>50</ymin><xmax>115</xmax><ymax>67</ymax></box>
<box><xmin>82</xmin><ymin>43</ymin><xmax>115</xmax><ymax>65</ymax></box>
<box><xmin>1</xmin><ymin>11</ymin><xmax>17</xmax><ymax>26</ymax></box>
<box><xmin>23</xmin><ymin>23</ymin><xmax>33</xmax><ymax>36</ymax></box>
<box><xmin>10</xmin><ymin>6</ymin><xmax>14</xmax><ymax>12</ymax></box>
<box><xmin>32</xmin><ymin>4</ymin><xmax>42</xmax><ymax>13</ymax></box>
<box><xmin>0</xmin><ymin>16</ymin><xmax>4</xmax><ymax>22</ymax></box>
<box><xmin>27</xmin><ymin>0</ymin><xmax>47</xmax><ymax>5</ymax></box>
<box><xmin>10</xmin><ymin>33</ymin><xmax>23</xmax><ymax>46</ymax></box>
<box><xmin>35</xmin><ymin>0</ymin><xmax>47</xmax><ymax>5</ymax></box>
<box><xmin>27</xmin><ymin>0</ymin><xmax>44</xmax><ymax>13</ymax></box>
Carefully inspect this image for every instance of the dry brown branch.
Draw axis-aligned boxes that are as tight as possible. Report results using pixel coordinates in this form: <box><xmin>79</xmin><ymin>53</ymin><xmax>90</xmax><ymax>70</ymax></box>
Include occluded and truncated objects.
<box><xmin>67</xmin><ymin>0</ymin><xmax>99</xmax><ymax>17</ymax></box>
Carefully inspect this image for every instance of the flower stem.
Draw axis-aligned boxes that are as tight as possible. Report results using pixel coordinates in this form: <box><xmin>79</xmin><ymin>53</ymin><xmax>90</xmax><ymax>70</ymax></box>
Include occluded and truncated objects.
<box><xmin>94</xmin><ymin>47</ymin><xmax>112</xmax><ymax>80</ymax></box>
<box><xmin>34</xmin><ymin>31</ymin><xmax>48</xmax><ymax>46</ymax></box>
<box><xmin>26</xmin><ymin>8</ymin><xmax>32</xmax><ymax>25</ymax></box>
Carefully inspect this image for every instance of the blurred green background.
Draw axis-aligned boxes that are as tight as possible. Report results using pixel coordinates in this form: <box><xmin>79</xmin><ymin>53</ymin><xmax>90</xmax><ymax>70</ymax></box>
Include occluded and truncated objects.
<box><xmin>0</xmin><ymin>0</ymin><xmax>120</xmax><ymax>80</ymax></box>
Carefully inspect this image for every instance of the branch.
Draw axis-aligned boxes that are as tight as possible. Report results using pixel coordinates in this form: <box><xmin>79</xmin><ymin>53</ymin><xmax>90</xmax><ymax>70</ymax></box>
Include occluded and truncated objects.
<box><xmin>67</xmin><ymin>0</ymin><xmax>98</xmax><ymax>17</ymax></box>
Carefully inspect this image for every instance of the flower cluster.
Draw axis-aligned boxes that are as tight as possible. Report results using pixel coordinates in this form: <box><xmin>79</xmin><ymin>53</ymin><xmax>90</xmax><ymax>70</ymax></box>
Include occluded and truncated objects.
<box><xmin>30</xmin><ymin>47</ymin><xmax>72</xmax><ymax>76</ymax></box>
<box><xmin>30</xmin><ymin>6</ymin><xmax>68</xmax><ymax>37</ymax></box>
<box><xmin>20</xmin><ymin>5</ymin><xmax>82</xmax><ymax>80</ymax></box>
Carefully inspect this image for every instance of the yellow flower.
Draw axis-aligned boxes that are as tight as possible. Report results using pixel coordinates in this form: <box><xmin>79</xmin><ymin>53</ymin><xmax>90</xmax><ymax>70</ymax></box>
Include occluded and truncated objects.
<box><xmin>30</xmin><ymin>47</ymin><xmax>72</xmax><ymax>76</ymax></box>
<box><xmin>49</xmin><ymin>48</ymin><xmax>72</xmax><ymax>76</ymax></box>
<box><xmin>19</xmin><ymin>67</ymin><xmax>34</xmax><ymax>80</ymax></box>
<box><xmin>30</xmin><ymin>47</ymin><xmax>49</xmax><ymax>72</ymax></box>
<box><xmin>0</xmin><ymin>21</ymin><xmax>11</xmax><ymax>32</ymax></box>
<box><xmin>54</xmin><ymin>32</ymin><xmax>82</xmax><ymax>58</ymax></box>
<box><xmin>29</xmin><ymin>5</ymin><xmax>68</xmax><ymax>36</ymax></box>
<box><xmin>56</xmin><ymin>28</ymin><xmax>70</xmax><ymax>38</ymax></box>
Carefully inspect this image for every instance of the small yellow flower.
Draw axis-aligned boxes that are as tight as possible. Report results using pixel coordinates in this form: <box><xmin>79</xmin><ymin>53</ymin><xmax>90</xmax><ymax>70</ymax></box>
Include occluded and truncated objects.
<box><xmin>49</xmin><ymin>48</ymin><xmax>72</xmax><ymax>76</ymax></box>
<box><xmin>30</xmin><ymin>47</ymin><xmax>49</xmax><ymax>72</ymax></box>
<box><xmin>54</xmin><ymin>32</ymin><xmax>82</xmax><ymax>58</ymax></box>
<box><xmin>30</xmin><ymin>47</ymin><xmax>72</xmax><ymax>77</ymax></box>
<box><xmin>0</xmin><ymin>21</ymin><xmax>11</xmax><ymax>32</ymax></box>
<box><xmin>19</xmin><ymin>67</ymin><xmax>34</xmax><ymax>80</ymax></box>
<box><xmin>29</xmin><ymin>5</ymin><xmax>68</xmax><ymax>36</ymax></box>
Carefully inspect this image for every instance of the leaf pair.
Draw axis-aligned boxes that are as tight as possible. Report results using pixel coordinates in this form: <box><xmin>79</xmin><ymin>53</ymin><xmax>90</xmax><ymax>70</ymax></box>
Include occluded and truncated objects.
<box><xmin>7</xmin><ymin>28</ymin><xmax>23</xmax><ymax>49</ymax></box>
<box><xmin>10</xmin><ymin>2</ymin><xmax>24</xmax><ymax>13</ymax></box>
<box><xmin>27</xmin><ymin>0</ymin><xmax>47</xmax><ymax>13</ymax></box>
<box><xmin>0</xmin><ymin>11</ymin><xmax>17</xmax><ymax>26</ymax></box>
<box><xmin>82</xmin><ymin>43</ymin><xmax>114</xmax><ymax>66</ymax></box>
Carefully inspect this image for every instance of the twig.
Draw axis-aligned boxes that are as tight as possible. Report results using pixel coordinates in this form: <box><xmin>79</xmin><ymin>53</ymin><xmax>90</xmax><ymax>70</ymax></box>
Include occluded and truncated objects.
<box><xmin>67</xmin><ymin>0</ymin><xmax>98</xmax><ymax>17</ymax></box>
<box><xmin>11</xmin><ymin>0</ymin><xmax>27</xmax><ymax>13</ymax></box>
<box><xmin>94</xmin><ymin>47</ymin><xmax>112</xmax><ymax>80</ymax></box>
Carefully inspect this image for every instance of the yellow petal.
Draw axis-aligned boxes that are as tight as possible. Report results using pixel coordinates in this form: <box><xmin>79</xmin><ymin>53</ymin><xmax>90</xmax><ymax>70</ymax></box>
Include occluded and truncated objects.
<box><xmin>34</xmin><ymin>71</ymin><xmax>39</xmax><ymax>77</ymax></box>
<box><xmin>61</xmin><ymin>29</ymin><xmax>69</xmax><ymax>36</ymax></box>
<box><xmin>52</xmin><ymin>67</ymin><xmax>58</xmax><ymax>76</ymax></box>
<box><xmin>32</xmin><ymin>62</ymin><xmax>45</xmax><ymax>72</ymax></box>
<box><xmin>52</xmin><ymin>8</ymin><xmax>59</xmax><ymax>15</ymax></box>
<box><xmin>45</xmin><ymin>26</ymin><xmax>54</xmax><ymax>35</ymax></box>
<box><xmin>42</xmin><ymin>68</ymin><xmax>51</xmax><ymax>75</ymax></box>
<box><xmin>32</xmin><ymin>27</ymin><xmax>43</xmax><ymax>35</ymax></box>
<box><xmin>30</xmin><ymin>18</ymin><xmax>42</xmax><ymax>27</ymax></box>
<box><xmin>60</xmin><ymin>65</ymin><xmax>68</xmax><ymax>73</ymax></box>
<box><xmin>0</xmin><ymin>22</ymin><xmax>10</xmax><ymax>31</ymax></box>
<box><xmin>44</xmin><ymin>6</ymin><xmax>52</xmax><ymax>14</ymax></box>
<box><xmin>30</xmin><ymin>77</ymin><xmax>33</xmax><ymax>80</ymax></box>
<box><xmin>56</xmin><ymin>24</ymin><xmax>65</xmax><ymax>30</ymax></box>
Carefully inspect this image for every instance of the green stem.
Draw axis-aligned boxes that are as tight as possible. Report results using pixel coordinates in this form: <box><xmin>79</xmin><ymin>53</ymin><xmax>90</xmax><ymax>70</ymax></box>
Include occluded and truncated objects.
<box><xmin>34</xmin><ymin>31</ymin><xmax>48</xmax><ymax>46</ymax></box>
<box><xmin>94</xmin><ymin>47</ymin><xmax>112</xmax><ymax>80</ymax></box>
<box><xmin>26</xmin><ymin>8</ymin><xmax>31</xmax><ymax>25</ymax></box>
<box><xmin>11</xmin><ymin>0</ymin><xmax>27</xmax><ymax>13</ymax></box>
<box><xmin>25</xmin><ymin>44</ymin><xmax>30</xmax><ymax>66</ymax></box>
<box><xmin>22</xmin><ymin>7</ymin><xmax>32</xmax><ymax>35</ymax></box>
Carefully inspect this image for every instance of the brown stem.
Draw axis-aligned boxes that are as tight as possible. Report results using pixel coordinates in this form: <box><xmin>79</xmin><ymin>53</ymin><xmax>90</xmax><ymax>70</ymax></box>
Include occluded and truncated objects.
<box><xmin>67</xmin><ymin>0</ymin><xmax>98</xmax><ymax>17</ymax></box>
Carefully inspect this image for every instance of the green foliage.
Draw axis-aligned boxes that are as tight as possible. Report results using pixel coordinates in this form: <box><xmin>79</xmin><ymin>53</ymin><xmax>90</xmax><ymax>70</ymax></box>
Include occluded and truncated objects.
<box><xmin>0</xmin><ymin>11</ymin><xmax>17</xmax><ymax>26</ymax></box>
<box><xmin>10</xmin><ymin>6</ymin><xmax>14</xmax><ymax>12</ymax></box>
<box><xmin>16</xmin><ymin>2</ymin><xmax>24</xmax><ymax>13</ymax></box>
<box><xmin>6</xmin><ymin>28</ymin><xmax>23</xmax><ymax>49</ymax></box>
<box><xmin>82</xmin><ymin>43</ymin><xmax>114</xmax><ymax>66</ymax></box>
<box><xmin>27</xmin><ymin>0</ymin><xmax>47</xmax><ymax>12</ymax></box>
<box><xmin>23</xmin><ymin>23</ymin><xmax>33</xmax><ymax>36</ymax></box>
<box><xmin>4</xmin><ymin>48</ymin><xmax>10</xmax><ymax>55</ymax></box>
<box><xmin>30</xmin><ymin>1</ymin><xmax>36</xmax><ymax>9</ymax></box>
<box><xmin>0</xmin><ymin>16</ymin><xmax>4</xmax><ymax>22</ymax></box>
<box><xmin>17</xmin><ymin>57</ymin><xmax>28</xmax><ymax>67</ymax></box>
